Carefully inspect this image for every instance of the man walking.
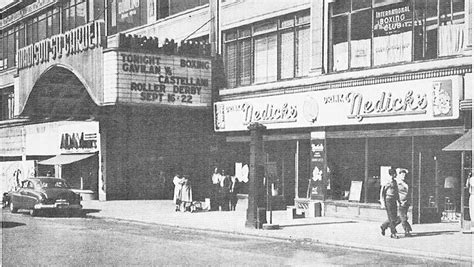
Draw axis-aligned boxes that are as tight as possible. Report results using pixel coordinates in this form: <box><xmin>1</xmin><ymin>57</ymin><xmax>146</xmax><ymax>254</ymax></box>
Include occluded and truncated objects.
<box><xmin>380</xmin><ymin>167</ymin><xmax>400</xmax><ymax>239</ymax></box>
<box><xmin>396</xmin><ymin>168</ymin><xmax>412</xmax><ymax>236</ymax></box>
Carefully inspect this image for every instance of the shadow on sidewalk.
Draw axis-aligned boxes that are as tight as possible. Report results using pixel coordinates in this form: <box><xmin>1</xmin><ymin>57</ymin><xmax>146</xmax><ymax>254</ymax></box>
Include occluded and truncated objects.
<box><xmin>279</xmin><ymin>221</ymin><xmax>358</xmax><ymax>228</ymax></box>
<box><xmin>408</xmin><ymin>230</ymin><xmax>458</xmax><ymax>237</ymax></box>
<box><xmin>2</xmin><ymin>221</ymin><xmax>26</xmax><ymax>228</ymax></box>
<box><xmin>83</xmin><ymin>209</ymin><xmax>101</xmax><ymax>215</ymax></box>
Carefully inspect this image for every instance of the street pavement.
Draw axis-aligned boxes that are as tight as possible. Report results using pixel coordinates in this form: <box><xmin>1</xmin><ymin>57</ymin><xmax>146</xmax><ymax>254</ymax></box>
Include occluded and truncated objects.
<box><xmin>5</xmin><ymin>212</ymin><xmax>456</xmax><ymax>266</ymax></box>
<box><xmin>81</xmin><ymin>198</ymin><xmax>472</xmax><ymax>264</ymax></box>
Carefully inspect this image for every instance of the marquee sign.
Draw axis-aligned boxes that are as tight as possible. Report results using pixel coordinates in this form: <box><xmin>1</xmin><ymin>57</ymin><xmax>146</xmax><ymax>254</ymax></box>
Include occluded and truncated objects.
<box><xmin>214</xmin><ymin>76</ymin><xmax>462</xmax><ymax>132</ymax></box>
<box><xmin>106</xmin><ymin>50</ymin><xmax>212</xmax><ymax>107</ymax></box>
<box><xmin>16</xmin><ymin>21</ymin><xmax>103</xmax><ymax>71</ymax></box>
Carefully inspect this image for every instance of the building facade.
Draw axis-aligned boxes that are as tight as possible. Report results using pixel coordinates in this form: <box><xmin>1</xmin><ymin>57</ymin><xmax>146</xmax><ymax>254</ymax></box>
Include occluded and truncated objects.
<box><xmin>0</xmin><ymin>0</ymin><xmax>214</xmax><ymax>201</ymax></box>
<box><xmin>0</xmin><ymin>0</ymin><xmax>472</xmax><ymax>224</ymax></box>
<box><xmin>212</xmin><ymin>0</ymin><xmax>472</xmax><ymax>224</ymax></box>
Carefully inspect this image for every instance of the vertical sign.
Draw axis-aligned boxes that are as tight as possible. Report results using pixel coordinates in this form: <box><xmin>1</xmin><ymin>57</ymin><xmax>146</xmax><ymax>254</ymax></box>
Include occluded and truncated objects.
<box><xmin>309</xmin><ymin>132</ymin><xmax>327</xmax><ymax>200</ymax></box>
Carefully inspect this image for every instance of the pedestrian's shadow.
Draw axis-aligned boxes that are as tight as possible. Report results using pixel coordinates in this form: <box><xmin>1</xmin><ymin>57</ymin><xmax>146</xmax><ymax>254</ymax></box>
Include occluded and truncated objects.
<box><xmin>2</xmin><ymin>221</ymin><xmax>26</xmax><ymax>228</ymax></box>
<box><xmin>82</xmin><ymin>209</ymin><xmax>101</xmax><ymax>215</ymax></box>
<box><xmin>407</xmin><ymin>230</ymin><xmax>458</xmax><ymax>237</ymax></box>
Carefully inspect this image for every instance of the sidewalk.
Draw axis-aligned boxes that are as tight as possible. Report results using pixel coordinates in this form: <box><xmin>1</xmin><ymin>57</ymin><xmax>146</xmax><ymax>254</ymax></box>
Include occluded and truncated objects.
<box><xmin>82</xmin><ymin>199</ymin><xmax>472</xmax><ymax>263</ymax></box>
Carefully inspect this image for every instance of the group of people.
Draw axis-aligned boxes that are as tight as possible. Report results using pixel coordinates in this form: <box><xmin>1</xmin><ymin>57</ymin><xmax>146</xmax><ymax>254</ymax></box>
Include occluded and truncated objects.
<box><xmin>211</xmin><ymin>168</ymin><xmax>239</xmax><ymax>211</ymax></box>
<box><xmin>173</xmin><ymin>171</ymin><xmax>193</xmax><ymax>212</ymax></box>
<box><xmin>380</xmin><ymin>167</ymin><xmax>413</xmax><ymax>239</ymax></box>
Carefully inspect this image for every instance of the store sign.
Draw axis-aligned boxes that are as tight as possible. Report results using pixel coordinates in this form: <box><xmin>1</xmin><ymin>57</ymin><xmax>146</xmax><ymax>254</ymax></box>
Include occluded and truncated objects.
<box><xmin>214</xmin><ymin>76</ymin><xmax>461</xmax><ymax>132</ymax></box>
<box><xmin>17</xmin><ymin>21</ymin><xmax>103</xmax><ymax>71</ymax></box>
<box><xmin>59</xmin><ymin>122</ymin><xmax>99</xmax><ymax>153</ymax></box>
<box><xmin>373</xmin><ymin>2</ymin><xmax>412</xmax><ymax>65</ymax></box>
<box><xmin>0</xmin><ymin>0</ymin><xmax>57</xmax><ymax>29</ymax></box>
<box><xmin>110</xmin><ymin>51</ymin><xmax>212</xmax><ymax>107</ymax></box>
<box><xmin>373</xmin><ymin>2</ymin><xmax>412</xmax><ymax>36</ymax></box>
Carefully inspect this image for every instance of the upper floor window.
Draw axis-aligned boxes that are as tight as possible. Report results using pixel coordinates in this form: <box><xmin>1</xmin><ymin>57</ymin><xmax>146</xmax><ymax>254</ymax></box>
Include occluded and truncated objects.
<box><xmin>63</xmin><ymin>0</ymin><xmax>88</xmax><ymax>32</ymax></box>
<box><xmin>330</xmin><ymin>0</ymin><xmax>466</xmax><ymax>72</ymax></box>
<box><xmin>0</xmin><ymin>87</ymin><xmax>14</xmax><ymax>120</ymax></box>
<box><xmin>107</xmin><ymin>0</ymin><xmax>209</xmax><ymax>35</ymax></box>
<box><xmin>224</xmin><ymin>10</ymin><xmax>310</xmax><ymax>89</ymax></box>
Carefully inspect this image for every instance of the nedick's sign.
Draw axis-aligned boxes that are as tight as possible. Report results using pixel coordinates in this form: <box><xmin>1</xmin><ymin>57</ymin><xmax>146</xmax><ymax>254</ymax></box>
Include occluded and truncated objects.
<box><xmin>214</xmin><ymin>76</ymin><xmax>461</xmax><ymax>132</ymax></box>
<box><xmin>16</xmin><ymin>21</ymin><xmax>103</xmax><ymax>71</ymax></box>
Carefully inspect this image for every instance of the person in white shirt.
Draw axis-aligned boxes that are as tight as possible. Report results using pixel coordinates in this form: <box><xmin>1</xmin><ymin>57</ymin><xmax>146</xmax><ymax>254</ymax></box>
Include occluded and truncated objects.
<box><xmin>395</xmin><ymin>168</ymin><xmax>412</xmax><ymax>237</ymax></box>
<box><xmin>211</xmin><ymin>167</ymin><xmax>221</xmax><ymax>211</ymax></box>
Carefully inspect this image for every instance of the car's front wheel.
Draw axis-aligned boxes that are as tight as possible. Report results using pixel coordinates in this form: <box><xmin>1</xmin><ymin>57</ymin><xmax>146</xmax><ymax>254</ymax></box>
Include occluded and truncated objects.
<box><xmin>9</xmin><ymin>201</ymin><xmax>18</xmax><ymax>213</ymax></box>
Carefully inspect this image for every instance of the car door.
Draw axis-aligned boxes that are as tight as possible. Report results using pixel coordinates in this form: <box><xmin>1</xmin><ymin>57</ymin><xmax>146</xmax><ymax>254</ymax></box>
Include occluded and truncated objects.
<box><xmin>20</xmin><ymin>181</ymin><xmax>38</xmax><ymax>209</ymax></box>
<box><xmin>10</xmin><ymin>180</ymin><xmax>27</xmax><ymax>209</ymax></box>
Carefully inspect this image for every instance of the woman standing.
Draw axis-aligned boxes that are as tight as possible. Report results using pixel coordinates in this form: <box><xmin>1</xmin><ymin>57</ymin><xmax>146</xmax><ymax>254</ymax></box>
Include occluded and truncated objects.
<box><xmin>173</xmin><ymin>170</ymin><xmax>184</xmax><ymax>212</ymax></box>
<box><xmin>180</xmin><ymin>175</ymin><xmax>193</xmax><ymax>211</ymax></box>
<box><xmin>380</xmin><ymin>167</ymin><xmax>400</xmax><ymax>239</ymax></box>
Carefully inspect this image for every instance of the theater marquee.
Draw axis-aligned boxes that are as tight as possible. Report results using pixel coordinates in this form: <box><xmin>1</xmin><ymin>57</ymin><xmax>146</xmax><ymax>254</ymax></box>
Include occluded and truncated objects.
<box><xmin>104</xmin><ymin>50</ymin><xmax>212</xmax><ymax>107</ymax></box>
<box><xmin>214</xmin><ymin>76</ymin><xmax>462</xmax><ymax>132</ymax></box>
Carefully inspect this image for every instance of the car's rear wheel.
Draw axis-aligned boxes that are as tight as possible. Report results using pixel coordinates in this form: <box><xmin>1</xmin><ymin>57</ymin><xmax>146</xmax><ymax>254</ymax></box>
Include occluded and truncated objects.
<box><xmin>9</xmin><ymin>201</ymin><xmax>18</xmax><ymax>213</ymax></box>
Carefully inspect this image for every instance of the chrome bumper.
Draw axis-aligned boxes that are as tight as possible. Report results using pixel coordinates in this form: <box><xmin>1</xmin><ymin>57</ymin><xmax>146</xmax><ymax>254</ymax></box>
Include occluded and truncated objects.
<box><xmin>34</xmin><ymin>203</ymin><xmax>82</xmax><ymax>210</ymax></box>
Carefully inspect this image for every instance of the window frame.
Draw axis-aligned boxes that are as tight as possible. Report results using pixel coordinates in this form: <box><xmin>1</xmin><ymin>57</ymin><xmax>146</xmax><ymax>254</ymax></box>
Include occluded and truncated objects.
<box><xmin>223</xmin><ymin>10</ymin><xmax>311</xmax><ymax>89</ymax></box>
<box><xmin>328</xmin><ymin>0</ymin><xmax>467</xmax><ymax>73</ymax></box>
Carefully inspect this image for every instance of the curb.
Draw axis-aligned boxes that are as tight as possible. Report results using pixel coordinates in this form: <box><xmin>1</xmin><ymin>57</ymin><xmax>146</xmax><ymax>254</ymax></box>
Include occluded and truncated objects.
<box><xmin>86</xmin><ymin>214</ymin><xmax>472</xmax><ymax>264</ymax></box>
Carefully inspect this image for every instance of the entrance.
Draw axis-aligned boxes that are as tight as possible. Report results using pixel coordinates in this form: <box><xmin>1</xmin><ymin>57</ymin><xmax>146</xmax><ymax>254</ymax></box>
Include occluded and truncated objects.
<box><xmin>415</xmin><ymin>136</ymin><xmax>462</xmax><ymax>224</ymax></box>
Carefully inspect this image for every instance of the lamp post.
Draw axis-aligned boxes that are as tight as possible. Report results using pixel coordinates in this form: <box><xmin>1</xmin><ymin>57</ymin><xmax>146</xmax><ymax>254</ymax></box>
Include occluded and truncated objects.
<box><xmin>245</xmin><ymin>122</ymin><xmax>266</xmax><ymax>229</ymax></box>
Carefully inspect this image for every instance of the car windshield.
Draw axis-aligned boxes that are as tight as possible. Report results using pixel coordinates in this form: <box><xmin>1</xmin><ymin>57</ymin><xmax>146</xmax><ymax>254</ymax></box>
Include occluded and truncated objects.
<box><xmin>36</xmin><ymin>180</ymin><xmax>70</xmax><ymax>189</ymax></box>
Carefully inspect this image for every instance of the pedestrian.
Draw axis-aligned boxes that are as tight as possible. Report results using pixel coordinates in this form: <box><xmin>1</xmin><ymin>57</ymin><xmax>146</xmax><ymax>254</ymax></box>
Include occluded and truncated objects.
<box><xmin>219</xmin><ymin>169</ymin><xmax>231</xmax><ymax>211</ymax></box>
<box><xmin>180</xmin><ymin>174</ymin><xmax>193</xmax><ymax>212</ymax></box>
<box><xmin>380</xmin><ymin>167</ymin><xmax>400</xmax><ymax>239</ymax></box>
<box><xmin>230</xmin><ymin>175</ymin><xmax>239</xmax><ymax>211</ymax></box>
<box><xmin>211</xmin><ymin>167</ymin><xmax>221</xmax><ymax>211</ymax></box>
<box><xmin>173</xmin><ymin>170</ymin><xmax>184</xmax><ymax>212</ymax></box>
<box><xmin>395</xmin><ymin>168</ymin><xmax>412</xmax><ymax>237</ymax></box>
<box><xmin>466</xmin><ymin>171</ymin><xmax>474</xmax><ymax>232</ymax></box>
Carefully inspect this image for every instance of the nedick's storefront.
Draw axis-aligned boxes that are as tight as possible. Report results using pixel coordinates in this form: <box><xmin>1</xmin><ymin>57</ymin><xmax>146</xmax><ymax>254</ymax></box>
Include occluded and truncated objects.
<box><xmin>214</xmin><ymin>74</ymin><xmax>469</xmax><ymax>224</ymax></box>
<box><xmin>3</xmin><ymin>19</ymin><xmax>214</xmax><ymax>201</ymax></box>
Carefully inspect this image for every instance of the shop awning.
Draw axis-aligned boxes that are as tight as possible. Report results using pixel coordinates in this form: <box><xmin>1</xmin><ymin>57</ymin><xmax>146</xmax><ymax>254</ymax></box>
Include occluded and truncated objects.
<box><xmin>38</xmin><ymin>153</ymin><xmax>95</xmax><ymax>165</ymax></box>
<box><xmin>443</xmin><ymin>130</ymin><xmax>472</xmax><ymax>151</ymax></box>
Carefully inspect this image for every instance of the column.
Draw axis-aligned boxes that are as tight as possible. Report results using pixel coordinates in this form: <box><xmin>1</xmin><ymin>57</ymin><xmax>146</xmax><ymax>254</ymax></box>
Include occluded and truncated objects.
<box><xmin>246</xmin><ymin>123</ymin><xmax>266</xmax><ymax>229</ymax></box>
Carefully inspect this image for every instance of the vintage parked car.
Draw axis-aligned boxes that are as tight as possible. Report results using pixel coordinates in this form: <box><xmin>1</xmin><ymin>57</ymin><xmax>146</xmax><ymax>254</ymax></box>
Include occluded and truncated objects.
<box><xmin>7</xmin><ymin>177</ymin><xmax>82</xmax><ymax>216</ymax></box>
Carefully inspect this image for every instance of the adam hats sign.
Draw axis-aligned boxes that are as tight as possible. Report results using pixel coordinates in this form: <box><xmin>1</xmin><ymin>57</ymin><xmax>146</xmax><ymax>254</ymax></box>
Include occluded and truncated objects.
<box><xmin>214</xmin><ymin>76</ymin><xmax>461</xmax><ymax>132</ymax></box>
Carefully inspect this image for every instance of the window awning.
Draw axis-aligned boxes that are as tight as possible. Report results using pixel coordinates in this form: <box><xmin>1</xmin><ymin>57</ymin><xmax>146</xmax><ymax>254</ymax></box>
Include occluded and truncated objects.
<box><xmin>443</xmin><ymin>130</ymin><xmax>472</xmax><ymax>151</ymax></box>
<box><xmin>39</xmin><ymin>153</ymin><xmax>96</xmax><ymax>165</ymax></box>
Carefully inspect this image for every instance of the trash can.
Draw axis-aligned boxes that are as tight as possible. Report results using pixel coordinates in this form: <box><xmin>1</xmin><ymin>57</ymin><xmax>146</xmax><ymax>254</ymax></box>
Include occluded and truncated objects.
<box><xmin>257</xmin><ymin>207</ymin><xmax>267</xmax><ymax>229</ymax></box>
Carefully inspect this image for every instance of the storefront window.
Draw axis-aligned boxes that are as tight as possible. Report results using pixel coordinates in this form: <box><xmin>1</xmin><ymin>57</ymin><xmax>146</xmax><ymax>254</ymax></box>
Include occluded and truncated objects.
<box><xmin>224</xmin><ymin>10</ymin><xmax>310</xmax><ymax>88</ymax></box>
<box><xmin>330</xmin><ymin>0</ymin><xmax>466</xmax><ymax>72</ymax></box>
<box><xmin>326</xmin><ymin>138</ymin><xmax>365</xmax><ymax>201</ymax></box>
